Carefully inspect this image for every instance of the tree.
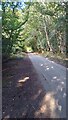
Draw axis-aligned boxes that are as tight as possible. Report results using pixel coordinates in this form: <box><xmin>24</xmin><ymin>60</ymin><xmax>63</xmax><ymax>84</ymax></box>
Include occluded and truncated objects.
<box><xmin>2</xmin><ymin>1</ymin><xmax>66</xmax><ymax>57</ymax></box>
<box><xmin>2</xmin><ymin>2</ymin><xmax>30</xmax><ymax>57</ymax></box>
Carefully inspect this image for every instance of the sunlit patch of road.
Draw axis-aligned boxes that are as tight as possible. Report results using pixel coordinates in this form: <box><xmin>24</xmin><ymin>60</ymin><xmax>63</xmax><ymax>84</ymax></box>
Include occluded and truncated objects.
<box><xmin>28</xmin><ymin>53</ymin><xmax>66</xmax><ymax>118</ymax></box>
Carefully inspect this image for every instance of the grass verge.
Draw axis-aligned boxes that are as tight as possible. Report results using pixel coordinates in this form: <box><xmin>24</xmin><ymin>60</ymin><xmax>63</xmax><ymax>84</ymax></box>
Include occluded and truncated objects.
<box><xmin>40</xmin><ymin>52</ymin><xmax>68</xmax><ymax>67</ymax></box>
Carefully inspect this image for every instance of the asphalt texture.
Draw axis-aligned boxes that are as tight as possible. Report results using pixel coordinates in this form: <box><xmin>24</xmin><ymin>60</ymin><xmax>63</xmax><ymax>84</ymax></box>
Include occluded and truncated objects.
<box><xmin>28</xmin><ymin>53</ymin><xmax>66</xmax><ymax>118</ymax></box>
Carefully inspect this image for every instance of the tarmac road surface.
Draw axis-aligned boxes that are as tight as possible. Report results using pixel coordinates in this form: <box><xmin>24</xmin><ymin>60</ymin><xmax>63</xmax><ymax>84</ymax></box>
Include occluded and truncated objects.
<box><xmin>28</xmin><ymin>53</ymin><xmax>66</xmax><ymax>118</ymax></box>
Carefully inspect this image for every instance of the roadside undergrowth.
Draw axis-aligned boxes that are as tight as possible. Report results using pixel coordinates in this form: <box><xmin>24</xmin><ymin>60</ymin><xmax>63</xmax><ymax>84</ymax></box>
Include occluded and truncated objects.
<box><xmin>40</xmin><ymin>52</ymin><xmax>67</xmax><ymax>67</ymax></box>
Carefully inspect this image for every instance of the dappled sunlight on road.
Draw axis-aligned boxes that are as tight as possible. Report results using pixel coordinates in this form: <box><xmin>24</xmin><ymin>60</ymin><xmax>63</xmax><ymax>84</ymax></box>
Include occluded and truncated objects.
<box><xmin>31</xmin><ymin>89</ymin><xmax>42</xmax><ymax>100</ymax></box>
<box><xmin>29</xmin><ymin>53</ymin><xmax>66</xmax><ymax>118</ymax></box>
<box><xmin>63</xmin><ymin>93</ymin><xmax>66</xmax><ymax>98</ymax></box>
<box><xmin>35</xmin><ymin>91</ymin><xmax>59</xmax><ymax>118</ymax></box>
<box><xmin>51</xmin><ymin>76</ymin><xmax>66</xmax><ymax>99</ymax></box>
<box><xmin>48</xmin><ymin>60</ymin><xmax>55</xmax><ymax>63</ymax></box>
<box><xmin>46</xmin><ymin>68</ymin><xmax>49</xmax><ymax>70</ymax></box>
<box><xmin>4</xmin><ymin>115</ymin><xmax>10</xmax><ymax>119</ymax></box>
<box><xmin>17</xmin><ymin>77</ymin><xmax>29</xmax><ymax>87</ymax></box>
<box><xmin>40</xmin><ymin>63</ymin><xmax>54</xmax><ymax>71</ymax></box>
<box><xmin>40</xmin><ymin>64</ymin><xmax>43</xmax><ymax>67</ymax></box>
<box><xmin>45</xmin><ymin>58</ymin><xmax>48</xmax><ymax>60</ymax></box>
<box><xmin>18</xmin><ymin>77</ymin><xmax>29</xmax><ymax>83</ymax></box>
<box><xmin>51</xmin><ymin>66</ymin><xmax>54</xmax><ymax>68</ymax></box>
<box><xmin>53</xmin><ymin>76</ymin><xmax>57</xmax><ymax>79</ymax></box>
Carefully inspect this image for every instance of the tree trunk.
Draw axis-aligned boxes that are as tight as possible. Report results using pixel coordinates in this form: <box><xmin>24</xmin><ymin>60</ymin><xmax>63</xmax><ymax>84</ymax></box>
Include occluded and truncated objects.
<box><xmin>43</xmin><ymin>16</ymin><xmax>52</xmax><ymax>52</ymax></box>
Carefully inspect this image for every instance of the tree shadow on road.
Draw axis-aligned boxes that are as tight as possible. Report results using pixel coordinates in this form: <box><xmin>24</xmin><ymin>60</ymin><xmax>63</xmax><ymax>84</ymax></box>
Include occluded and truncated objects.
<box><xmin>2</xmin><ymin>56</ymin><xmax>65</xmax><ymax>119</ymax></box>
<box><xmin>2</xmin><ymin>56</ymin><xmax>46</xmax><ymax>118</ymax></box>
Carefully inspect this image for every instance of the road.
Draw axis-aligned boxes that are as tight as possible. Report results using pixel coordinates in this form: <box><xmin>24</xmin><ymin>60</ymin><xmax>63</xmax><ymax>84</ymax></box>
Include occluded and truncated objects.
<box><xmin>28</xmin><ymin>53</ymin><xmax>66</xmax><ymax>118</ymax></box>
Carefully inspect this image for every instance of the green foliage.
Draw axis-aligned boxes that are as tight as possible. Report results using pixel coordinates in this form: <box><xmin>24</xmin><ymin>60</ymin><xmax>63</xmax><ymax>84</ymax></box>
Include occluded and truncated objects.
<box><xmin>2</xmin><ymin>2</ymin><xmax>30</xmax><ymax>57</ymax></box>
<box><xmin>2</xmin><ymin>2</ymin><xmax>66</xmax><ymax>58</ymax></box>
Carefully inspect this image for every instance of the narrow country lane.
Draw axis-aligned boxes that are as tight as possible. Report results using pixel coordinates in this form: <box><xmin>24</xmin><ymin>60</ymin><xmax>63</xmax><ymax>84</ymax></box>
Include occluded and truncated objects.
<box><xmin>2</xmin><ymin>1</ymin><xmax>67</xmax><ymax>119</ymax></box>
<box><xmin>28</xmin><ymin>53</ymin><xmax>66</xmax><ymax>118</ymax></box>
